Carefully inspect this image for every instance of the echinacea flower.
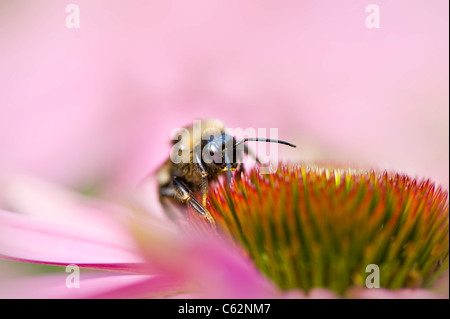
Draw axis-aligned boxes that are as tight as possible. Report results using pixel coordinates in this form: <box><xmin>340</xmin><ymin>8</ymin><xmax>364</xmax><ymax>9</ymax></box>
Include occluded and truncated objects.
<box><xmin>0</xmin><ymin>164</ymin><xmax>448</xmax><ymax>299</ymax></box>
<box><xmin>182</xmin><ymin>164</ymin><xmax>449</xmax><ymax>298</ymax></box>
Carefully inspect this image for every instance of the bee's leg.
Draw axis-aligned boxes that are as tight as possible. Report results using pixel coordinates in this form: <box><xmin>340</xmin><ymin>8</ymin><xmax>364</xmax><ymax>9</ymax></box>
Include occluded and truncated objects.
<box><xmin>194</xmin><ymin>153</ymin><xmax>209</xmax><ymax>207</ymax></box>
<box><xmin>161</xmin><ymin>177</ymin><xmax>216</xmax><ymax>227</ymax></box>
<box><xmin>200</xmin><ymin>177</ymin><xmax>208</xmax><ymax>207</ymax></box>
<box><xmin>159</xmin><ymin>178</ymin><xmax>206</xmax><ymax>216</ymax></box>
<box><xmin>225</xmin><ymin>163</ymin><xmax>233</xmax><ymax>188</ymax></box>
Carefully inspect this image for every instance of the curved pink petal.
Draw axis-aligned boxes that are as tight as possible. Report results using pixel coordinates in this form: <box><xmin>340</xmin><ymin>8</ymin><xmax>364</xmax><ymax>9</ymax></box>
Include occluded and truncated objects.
<box><xmin>131</xmin><ymin>215</ymin><xmax>281</xmax><ymax>298</ymax></box>
<box><xmin>0</xmin><ymin>271</ymin><xmax>182</xmax><ymax>299</ymax></box>
<box><xmin>91</xmin><ymin>274</ymin><xmax>184</xmax><ymax>299</ymax></box>
<box><xmin>0</xmin><ymin>209</ymin><xmax>144</xmax><ymax>266</ymax></box>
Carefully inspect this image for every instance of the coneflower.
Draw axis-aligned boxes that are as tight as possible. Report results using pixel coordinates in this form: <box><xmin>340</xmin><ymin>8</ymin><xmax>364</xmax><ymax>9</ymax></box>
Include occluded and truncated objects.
<box><xmin>189</xmin><ymin>164</ymin><xmax>449</xmax><ymax>296</ymax></box>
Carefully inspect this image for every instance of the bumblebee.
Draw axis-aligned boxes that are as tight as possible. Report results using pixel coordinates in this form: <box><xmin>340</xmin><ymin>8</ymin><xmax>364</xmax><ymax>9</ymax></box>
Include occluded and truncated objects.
<box><xmin>156</xmin><ymin>119</ymin><xmax>296</xmax><ymax>223</ymax></box>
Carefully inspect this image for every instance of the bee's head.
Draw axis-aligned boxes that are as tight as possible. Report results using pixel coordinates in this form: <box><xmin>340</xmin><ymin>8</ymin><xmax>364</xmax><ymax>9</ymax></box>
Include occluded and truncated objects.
<box><xmin>202</xmin><ymin>133</ymin><xmax>239</xmax><ymax>172</ymax></box>
<box><xmin>199</xmin><ymin>130</ymin><xmax>296</xmax><ymax>182</ymax></box>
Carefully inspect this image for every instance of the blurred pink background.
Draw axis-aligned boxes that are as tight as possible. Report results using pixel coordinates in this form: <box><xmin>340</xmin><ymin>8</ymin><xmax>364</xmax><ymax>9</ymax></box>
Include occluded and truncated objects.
<box><xmin>0</xmin><ymin>0</ymin><xmax>448</xmax><ymax>193</ymax></box>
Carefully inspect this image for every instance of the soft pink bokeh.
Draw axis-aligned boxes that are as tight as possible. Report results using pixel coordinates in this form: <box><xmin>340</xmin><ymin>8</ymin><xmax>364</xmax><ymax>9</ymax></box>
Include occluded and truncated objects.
<box><xmin>0</xmin><ymin>0</ymin><xmax>448</xmax><ymax>191</ymax></box>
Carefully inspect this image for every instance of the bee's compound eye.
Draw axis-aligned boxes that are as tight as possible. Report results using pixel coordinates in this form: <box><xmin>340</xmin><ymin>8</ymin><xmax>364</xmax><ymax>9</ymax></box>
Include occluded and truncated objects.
<box><xmin>209</xmin><ymin>143</ymin><xmax>218</xmax><ymax>156</ymax></box>
<box><xmin>206</xmin><ymin>142</ymin><xmax>221</xmax><ymax>163</ymax></box>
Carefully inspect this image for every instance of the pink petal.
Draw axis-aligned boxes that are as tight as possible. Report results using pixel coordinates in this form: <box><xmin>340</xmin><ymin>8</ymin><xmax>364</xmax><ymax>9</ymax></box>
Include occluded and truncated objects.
<box><xmin>131</xmin><ymin>216</ymin><xmax>281</xmax><ymax>298</ymax></box>
<box><xmin>91</xmin><ymin>274</ymin><xmax>183</xmax><ymax>299</ymax></box>
<box><xmin>0</xmin><ymin>209</ymin><xmax>144</xmax><ymax>266</ymax></box>
<box><xmin>0</xmin><ymin>271</ymin><xmax>181</xmax><ymax>299</ymax></box>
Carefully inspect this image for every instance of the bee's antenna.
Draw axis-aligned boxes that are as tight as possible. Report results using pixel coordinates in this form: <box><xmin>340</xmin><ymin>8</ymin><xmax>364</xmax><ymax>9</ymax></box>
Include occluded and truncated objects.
<box><xmin>235</xmin><ymin>138</ymin><xmax>296</xmax><ymax>148</ymax></box>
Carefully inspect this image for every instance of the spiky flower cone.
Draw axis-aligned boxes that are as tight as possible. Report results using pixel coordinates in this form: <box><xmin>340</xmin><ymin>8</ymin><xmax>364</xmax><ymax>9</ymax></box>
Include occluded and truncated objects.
<box><xmin>190</xmin><ymin>164</ymin><xmax>449</xmax><ymax>296</ymax></box>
